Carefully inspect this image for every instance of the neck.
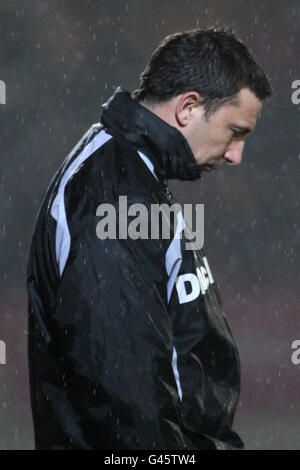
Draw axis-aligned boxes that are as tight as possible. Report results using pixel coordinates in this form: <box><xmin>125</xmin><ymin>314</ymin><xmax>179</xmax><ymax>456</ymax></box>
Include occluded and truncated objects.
<box><xmin>101</xmin><ymin>88</ymin><xmax>201</xmax><ymax>181</ymax></box>
<box><xmin>138</xmin><ymin>99</ymin><xmax>179</xmax><ymax>130</ymax></box>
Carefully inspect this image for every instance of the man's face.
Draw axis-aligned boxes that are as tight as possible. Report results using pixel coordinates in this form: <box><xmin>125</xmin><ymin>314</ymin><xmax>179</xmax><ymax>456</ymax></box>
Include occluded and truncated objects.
<box><xmin>183</xmin><ymin>88</ymin><xmax>263</xmax><ymax>171</ymax></box>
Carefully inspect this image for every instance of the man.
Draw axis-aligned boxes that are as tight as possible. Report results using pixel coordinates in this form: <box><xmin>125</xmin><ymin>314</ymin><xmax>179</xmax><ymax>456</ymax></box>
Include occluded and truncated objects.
<box><xmin>27</xmin><ymin>28</ymin><xmax>272</xmax><ymax>450</ymax></box>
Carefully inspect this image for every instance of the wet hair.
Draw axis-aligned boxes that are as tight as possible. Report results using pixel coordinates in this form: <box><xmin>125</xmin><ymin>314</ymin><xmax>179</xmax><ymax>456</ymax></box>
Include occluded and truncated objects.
<box><xmin>132</xmin><ymin>28</ymin><xmax>272</xmax><ymax>118</ymax></box>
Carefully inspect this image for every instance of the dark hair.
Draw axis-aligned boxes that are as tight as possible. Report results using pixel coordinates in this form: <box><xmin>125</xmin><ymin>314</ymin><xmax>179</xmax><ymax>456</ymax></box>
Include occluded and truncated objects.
<box><xmin>132</xmin><ymin>28</ymin><xmax>272</xmax><ymax>117</ymax></box>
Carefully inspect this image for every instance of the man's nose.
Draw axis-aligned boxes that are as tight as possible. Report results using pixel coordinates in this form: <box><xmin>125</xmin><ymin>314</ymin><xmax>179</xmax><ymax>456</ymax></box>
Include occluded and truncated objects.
<box><xmin>223</xmin><ymin>140</ymin><xmax>245</xmax><ymax>166</ymax></box>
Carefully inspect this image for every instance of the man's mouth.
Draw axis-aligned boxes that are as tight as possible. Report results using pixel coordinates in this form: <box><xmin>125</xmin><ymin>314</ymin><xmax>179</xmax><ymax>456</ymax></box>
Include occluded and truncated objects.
<box><xmin>209</xmin><ymin>159</ymin><xmax>224</xmax><ymax>170</ymax></box>
<box><xmin>199</xmin><ymin>159</ymin><xmax>223</xmax><ymax>172</ymax></box>
<box><xmin>203</xmin><ymin>164</ymin><xmax>218</xmax><ymax>172</ymax></box>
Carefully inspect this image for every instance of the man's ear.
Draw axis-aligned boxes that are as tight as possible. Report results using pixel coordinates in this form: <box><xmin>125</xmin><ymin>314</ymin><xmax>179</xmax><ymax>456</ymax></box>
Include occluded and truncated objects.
<box><xmin>175</xmin><ymin>92</ymin><xmax>203</xmax><ymax>127</ymax></box>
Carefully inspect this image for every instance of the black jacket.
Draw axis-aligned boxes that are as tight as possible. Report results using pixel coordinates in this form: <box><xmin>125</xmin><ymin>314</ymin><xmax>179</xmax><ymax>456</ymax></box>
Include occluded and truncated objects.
<box><xmin>27</xmin><ymin>87</ymin><xmax>244</xmax><ymax>450</ymax></box>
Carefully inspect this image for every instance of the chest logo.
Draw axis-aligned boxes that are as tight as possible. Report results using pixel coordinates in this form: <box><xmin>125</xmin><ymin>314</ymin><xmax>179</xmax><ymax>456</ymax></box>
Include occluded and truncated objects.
<box><xmin>175</xmin><ymin>256</ymin><xmax>214</xmax><ymax>304</ymax></box>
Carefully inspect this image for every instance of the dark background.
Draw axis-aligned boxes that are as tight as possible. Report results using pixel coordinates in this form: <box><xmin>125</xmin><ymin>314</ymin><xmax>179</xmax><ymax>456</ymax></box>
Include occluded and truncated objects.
<box><xmin>0</xmin><ymin>0</ymin><xmax>299</xmax><ymax>449</ymax></box>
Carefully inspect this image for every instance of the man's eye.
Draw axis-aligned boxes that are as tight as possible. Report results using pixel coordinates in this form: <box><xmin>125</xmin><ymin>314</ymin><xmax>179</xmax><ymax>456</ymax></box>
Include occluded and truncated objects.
<box><xmin>232</xmin><ymin>130</ymin><xmax>241</xmax><ymax>138</ymax></box>
<box><xmin>232</xmin><ymin>130</ymin><xmax>245</xmax><ymax>139</ymax></box>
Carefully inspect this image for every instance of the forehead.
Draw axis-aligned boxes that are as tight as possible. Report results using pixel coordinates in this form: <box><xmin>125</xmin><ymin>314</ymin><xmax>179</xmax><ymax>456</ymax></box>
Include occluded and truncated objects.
<box><xmin>210</xmin><ymin>88</ymin><xmax>263</xmax><ymax>130</ymax></box>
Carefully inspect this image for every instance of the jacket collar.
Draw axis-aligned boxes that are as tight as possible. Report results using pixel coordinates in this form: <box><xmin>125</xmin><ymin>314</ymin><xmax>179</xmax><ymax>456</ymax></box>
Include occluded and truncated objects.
<box><xmin>100</xmin><ymin>87</ymin><xmax>202</xmax><ymax>183</ymax></box>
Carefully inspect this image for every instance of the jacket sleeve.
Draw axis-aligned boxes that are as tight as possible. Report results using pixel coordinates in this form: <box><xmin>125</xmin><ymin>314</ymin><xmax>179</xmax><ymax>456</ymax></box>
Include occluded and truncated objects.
<box><xmin>50</xmin><ymin>194</ymin><xmax>187</xmax><ymax>450</ymax></box>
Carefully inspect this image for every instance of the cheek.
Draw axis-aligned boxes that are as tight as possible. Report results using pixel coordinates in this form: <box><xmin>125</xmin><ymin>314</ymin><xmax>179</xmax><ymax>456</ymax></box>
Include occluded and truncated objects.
<box><xmin>214</xmin><ymin>134</ymin><xmax>231</xmax><ymax>150</ymax></box>
<box><xmin>207</xmin><ymin>138</ymin><xmax>226</xmax><ymax>153</ymax></box>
